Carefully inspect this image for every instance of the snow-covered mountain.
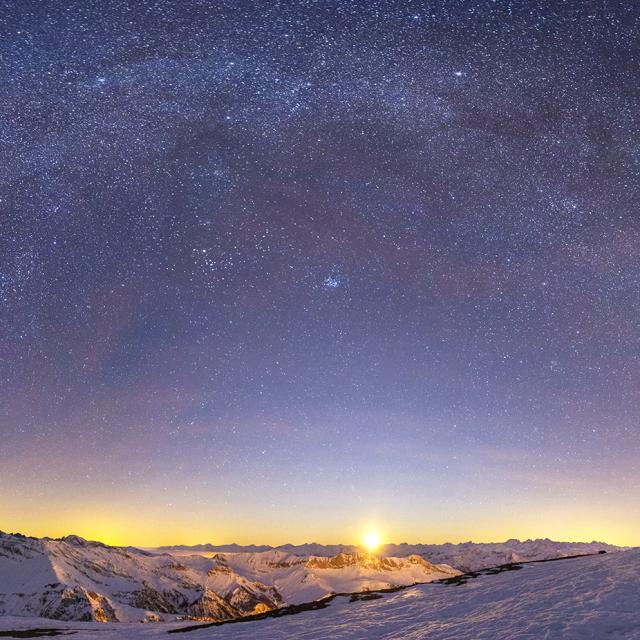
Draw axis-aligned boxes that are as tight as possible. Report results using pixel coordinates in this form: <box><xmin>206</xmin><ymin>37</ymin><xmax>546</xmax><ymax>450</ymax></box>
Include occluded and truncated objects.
<box><xmin>384</xmin><ymin>539</ymin><xmax>621</xmax><ymax>572</ymax></box>
<box><xmin>1</xmin><ymin>547</ymin><xmax>637</xmax><ymax>639</ymax></box>
<box><xmin>157</xmin><ymin>538</ymin><xmax>620</xmax><ymax>572</ymax></box>
<box><xmin>0</xmin><ymin>532</ymin><xmax>458</xmax><ymax>623</ymax></box>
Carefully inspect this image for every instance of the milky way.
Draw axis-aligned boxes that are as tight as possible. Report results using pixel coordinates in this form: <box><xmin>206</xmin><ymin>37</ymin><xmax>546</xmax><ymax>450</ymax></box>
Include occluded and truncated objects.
<box><xmin>1</xmin><ymin>1</ymin><xmax>639</xmax><ymax>545</ymax></box>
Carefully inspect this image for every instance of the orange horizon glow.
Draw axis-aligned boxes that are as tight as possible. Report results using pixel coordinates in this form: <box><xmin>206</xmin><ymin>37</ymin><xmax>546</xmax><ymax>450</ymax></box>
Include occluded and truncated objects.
<box><xmin>3</xmin><ymin>515</ymin><xmax>636</xmax><ymax>550</ymax></box>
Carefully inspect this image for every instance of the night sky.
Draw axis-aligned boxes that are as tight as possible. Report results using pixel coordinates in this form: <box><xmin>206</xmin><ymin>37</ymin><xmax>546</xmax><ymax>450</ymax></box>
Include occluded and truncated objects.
<box><xmin>1</xmin><ymin>1</ymin><xmax>639</xmax><ymax>546</ymax></box>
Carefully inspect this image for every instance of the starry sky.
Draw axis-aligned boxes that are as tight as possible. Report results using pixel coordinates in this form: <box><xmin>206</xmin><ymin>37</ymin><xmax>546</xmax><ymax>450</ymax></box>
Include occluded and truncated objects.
<box><xmin>1</xmin><ymin>0</ymin><xmax>639</xmax><ymax>547</ymax></box>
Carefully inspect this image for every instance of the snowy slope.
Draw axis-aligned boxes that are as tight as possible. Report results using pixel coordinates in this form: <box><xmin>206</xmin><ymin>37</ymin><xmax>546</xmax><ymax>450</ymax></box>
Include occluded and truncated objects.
<box><xmin>0</xmin><ymin>533</ymin><xmax>457</xmax><ymax>623</ymax></box>
<box><xmin>2</xmin><ymin>548</ymin><xmax>638</xmax><ymax>639</ymax></box>
<box><xmin>388</xmin><ymin>538</ymin><xmax>621</xmax><ymax>572</ymax></box>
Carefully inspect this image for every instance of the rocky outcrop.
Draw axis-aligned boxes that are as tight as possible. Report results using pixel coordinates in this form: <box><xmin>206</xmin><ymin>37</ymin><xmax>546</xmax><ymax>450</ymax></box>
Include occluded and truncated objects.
<box><xmin>227</xmin><ymin>584</ymin><xmax>282</xmax><ymax>615</ymax></box>
<box><xmin>187</xmin><ymin>588</ymin><xmax>238</xmax><ymax>620</ymax></box>
<box><xmin>128</xmin><ymin>586</ymin><xmax>185</xmax><ymax>614</ymax></box>
<box><xmin>306</xmin><ymin>553</ymin><xmax>411</xmax><ymax>571</ymax></box>
<box><xmin>39</xmin><ymin>586</ymin><xmax>118</xmax><ymax>622</ymax></box>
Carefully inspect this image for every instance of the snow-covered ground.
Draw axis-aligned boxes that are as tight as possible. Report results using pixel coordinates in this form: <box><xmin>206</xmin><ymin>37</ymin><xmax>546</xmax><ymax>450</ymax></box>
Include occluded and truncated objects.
<box><xmin>1</xmin><ymin>549</ymin><xmax>638</xmax><ymax>639</ymax></box>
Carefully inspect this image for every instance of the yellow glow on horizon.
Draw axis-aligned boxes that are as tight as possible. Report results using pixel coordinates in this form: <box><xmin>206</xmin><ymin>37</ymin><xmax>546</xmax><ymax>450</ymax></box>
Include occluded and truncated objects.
<box><xmin>2</xmin><ymin>495</ymin><xmax>639</xmax><ymax>548</ymax></box>
<box><xmin>363</xmin><ymin>530</ymin><xmax>381</xmax><ymax>552</ymax></box>
<box><xmin>4</xmin><ymin>518</ymin><xmax>639</xmax><ymax>549</ymax></box>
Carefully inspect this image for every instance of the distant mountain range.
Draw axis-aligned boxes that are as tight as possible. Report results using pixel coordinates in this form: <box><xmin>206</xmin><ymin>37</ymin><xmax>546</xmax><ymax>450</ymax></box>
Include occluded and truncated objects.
<box><xmin>155</xmin><ymin>538</ymin><xmax>621</xmax><ymax>573</ymax></box>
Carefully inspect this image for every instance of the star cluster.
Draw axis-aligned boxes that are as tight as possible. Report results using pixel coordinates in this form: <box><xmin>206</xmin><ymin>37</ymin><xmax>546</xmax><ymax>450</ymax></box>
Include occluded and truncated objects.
<box><xmin>1</xmin><ymin>0</ymin><xmax>639</xmax><ymax>546</ymax></box>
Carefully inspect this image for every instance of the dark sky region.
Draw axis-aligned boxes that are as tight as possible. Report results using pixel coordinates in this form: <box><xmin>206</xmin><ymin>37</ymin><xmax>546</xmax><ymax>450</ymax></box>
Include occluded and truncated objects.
<box><xmin>1</xmin><ymin>0</ymin><xmax>639</xmax><ymax>546</ymax></box>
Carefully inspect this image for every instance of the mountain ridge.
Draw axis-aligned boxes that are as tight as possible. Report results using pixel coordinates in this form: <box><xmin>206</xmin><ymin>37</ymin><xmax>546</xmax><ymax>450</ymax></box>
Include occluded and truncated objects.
<box><xmin>0</xmin><ymin>532</ymin><xmax>459</xmax><ymax>623</ymax></box>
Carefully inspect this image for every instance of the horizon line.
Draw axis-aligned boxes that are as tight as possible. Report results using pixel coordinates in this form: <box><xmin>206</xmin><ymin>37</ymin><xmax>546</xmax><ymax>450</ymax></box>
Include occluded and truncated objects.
<box><xmin>2</xmin><ymin>530</ymin><xmax>620</xmax><ymax>549</ymax></box>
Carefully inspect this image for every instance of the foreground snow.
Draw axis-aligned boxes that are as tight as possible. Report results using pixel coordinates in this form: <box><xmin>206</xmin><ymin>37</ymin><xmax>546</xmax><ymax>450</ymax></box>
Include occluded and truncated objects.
<box><xmin>1</xmin><ymin>549</ymin><xmax>638</xmax><ymax>639</ymax></box>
